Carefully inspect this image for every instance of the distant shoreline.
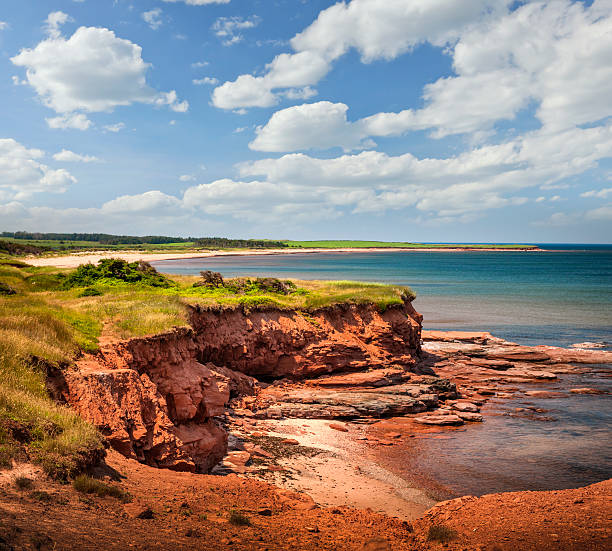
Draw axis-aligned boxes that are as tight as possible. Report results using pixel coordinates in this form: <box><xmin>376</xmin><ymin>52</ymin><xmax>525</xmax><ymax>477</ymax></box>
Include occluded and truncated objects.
<box><xmin>25</xmin><ymin>246</ymin><xmax>541</xmax><ymax>268</ymax></box>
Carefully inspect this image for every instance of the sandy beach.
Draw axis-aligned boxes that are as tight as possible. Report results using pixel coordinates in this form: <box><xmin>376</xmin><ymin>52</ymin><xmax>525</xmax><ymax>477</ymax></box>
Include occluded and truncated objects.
<box><xmin>25</xmin><ymin>246</ymin><xmax>539</xmax><ymax>268</ymax></box>
<box><xmin>231</xmin><ymin>418</ymin><xmax>436</xmax><ymax>521</ymax></box>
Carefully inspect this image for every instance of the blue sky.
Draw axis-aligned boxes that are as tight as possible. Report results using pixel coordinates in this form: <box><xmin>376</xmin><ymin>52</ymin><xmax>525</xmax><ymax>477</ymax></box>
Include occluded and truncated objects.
<box><xmin>1</xmin><ymin>0</ymin><xmax>611</xmax><ymax>242</ymax></box>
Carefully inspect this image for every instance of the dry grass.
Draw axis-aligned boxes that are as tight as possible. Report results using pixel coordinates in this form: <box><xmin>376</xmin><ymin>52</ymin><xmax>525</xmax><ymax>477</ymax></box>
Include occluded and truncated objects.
<box><xmin>72</xmin><ymin>474</ymin><xmax>130</xmax><ymax>501</ymax></box>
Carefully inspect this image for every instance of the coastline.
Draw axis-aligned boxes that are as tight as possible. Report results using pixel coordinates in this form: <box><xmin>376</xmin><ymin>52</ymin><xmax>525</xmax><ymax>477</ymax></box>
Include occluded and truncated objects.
<box><xmin>223</xmin><ymin>329</ymin><xmax>611</xmax><ymax>522</ymax></box>
<box><xmin>25</xmin><ymin>245</ymin><xmax>540</xmax><ymax>268</ymax></box>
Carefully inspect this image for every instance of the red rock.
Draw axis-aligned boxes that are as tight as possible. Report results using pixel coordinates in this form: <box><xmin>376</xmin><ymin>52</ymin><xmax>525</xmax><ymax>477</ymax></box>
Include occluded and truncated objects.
<box><xmin>524</xmin><ymin>391</ymin><xmax>567</xmax><ymax>398</ymax></box>
<box><xmin>250</xmin><ymin>445</ymin><xmax>273</xmax><ymax>459</ymax></box>
<box><xmin>329</xmin><ymin>423</ymin><xmax>349</xmax><ymax>432</ymax></box>
<box><xmin>309</xmin><ymin>369</ymin><xmax>411</xmax><ymax>388</ymax></box>
<box><xmin>456</xmin><ymin>411</ymin><xmax>483</xmax><ymax>422</ymax></box>
<box><xmin>422</xmin><ymin>330</ymin><xmax>494</xmax><ymax>344</ymax></box>
<box><xmin>468</xmin><ymin>358</ymin><xmax>514</xmax><ymax>370</ymax></box>
<box><xmin>414</xmin><ymin>415</ymin><xmax>464</xmax><ymax>426</ymax></box>
<box><xmin>281</xmin><ymin>438</ymin><xmax>300</xmax><ymax>445</ymax></box>
<box><xmin>452</xmin><ymin>401</ymin><xmax>480</xmax><ymax>413</ymax></box>
<box><xmin>189</xmin><ymin>302</ymin><xmax>422</xmax><ymax>379</ymax></box>
<box><xmin>507</xmin><ymin>369</ymin><xmax>557</xmax><ymax>380</ymax></box>
<box><xmin>570</xmin><ymin>388</ymin><xmax>606</xmax><ymax>395</ymax></box>
<box><xmin>383</xmin><ymin>432</ymin><xmax>402</xmax><ymax>439</ymax></box>
<box><xmin>487</xmin><ymin>350</ymin><xmax>551</xmax><ymax>362</ymax></box>
<box><xmin>62</xmin><ymin>368</ymin><xmax>227</xmax><ymax>472</ymax></box>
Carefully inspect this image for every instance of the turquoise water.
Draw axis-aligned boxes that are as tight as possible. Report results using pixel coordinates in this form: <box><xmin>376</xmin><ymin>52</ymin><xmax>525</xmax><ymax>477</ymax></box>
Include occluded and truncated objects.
<box><xmin>153</xmin><ymin>247</ymin><xmax>612</xmax><ymax>495</ymax></box>
<box><xmin>153</xmin><ymin>246</ymin><xmax>612</xmax><ymax>348</ymax></box>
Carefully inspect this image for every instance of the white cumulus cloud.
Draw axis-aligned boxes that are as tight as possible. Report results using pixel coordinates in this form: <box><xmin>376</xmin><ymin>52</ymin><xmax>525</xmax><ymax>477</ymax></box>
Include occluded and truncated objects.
<box><xmin>249</xmin><ymin>1</ymin><xmax>612</xmax><ymax>151</ymax></box>
<box><xmin>142</xmin><ymin>9</ymin><xmax>163</xmax><ymax>30</ymax></box>
<box><xmin>212</xmin><ymin>0</ymin><xmax>508</xmax><ymax>110</ymax></box>
<box><xmin>212</xmin><ymin>15</ymin><xmax>261</xmax><ymax>46</ymax></box>
<box><xmin>11</xmin><ymin>18</ymin><xmax>188</xmax><ymax>128</ymax></box>
<box><xmin>0</xmin><ymin>138</ymin><xmax>76</xmax><ymax>200</ymax></box>
<box><xmin>103</xmin><ymin>122</ymin><xmax>126</xmax><ymax>133</ymax></box>
<box><xmin>53</xmin><ymin>149</ymin><xmax>100</xmax><ymax>163</ymax></box>
<box><xmin>581</xmin><ymin>188</ymin><xmax>612</xmax><ymax>199</ymax></box>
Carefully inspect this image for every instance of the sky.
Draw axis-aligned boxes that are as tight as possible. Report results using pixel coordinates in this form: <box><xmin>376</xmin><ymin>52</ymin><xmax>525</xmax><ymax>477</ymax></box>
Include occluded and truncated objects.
<box><xmin>1</xmin><ymin>0</ymin><xmax>611</xmax><ymax>243</ymax></box>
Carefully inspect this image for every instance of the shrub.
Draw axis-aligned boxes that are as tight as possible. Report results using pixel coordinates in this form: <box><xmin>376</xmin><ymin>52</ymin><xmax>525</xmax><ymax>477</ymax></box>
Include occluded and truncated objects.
<box><xmin>78</xmin><ymin>287</ymin><xmax>103</xmax><ymax>297</ymax></box>
<box><xmin>427</xmin><ymin>524</ymin><xmax>458</xmax><ymax>543</ymax></box>
<box><xmin>14</xmin><ymin>476</ymin><xmax>33</xmax><ymax>490</ymax></box>
<box><xmin>0</xmin><ymin>240</ymin><xmax>48</xmax><ymax>256</ymax></box>
<box><xmin>228</xmin><ymin>509</ymin><xmax>251</xmax><ymax>526</ymax></box>
<box><xmin>30</xmin><ymin>490</ymin><xmax>53</xmax><ymax>502</ymax></box>
<box><xmin>0</xmin><ymin>282</ymin><xmax>16</xmax><ymax>296</ymax></box>
<box><xmin>193</xmin><ymin>270</ymin><xmax>224</xmax><ymax>288</ymax></box>
<box><xmin>63</xmin><ymin>259</ymin><xmax>172</xmax><ymax>289</ymax></box>
<box><xmin>72</xmin><ymin>474</ymin><xmax>130</xmax><ymax>501</ymax></box>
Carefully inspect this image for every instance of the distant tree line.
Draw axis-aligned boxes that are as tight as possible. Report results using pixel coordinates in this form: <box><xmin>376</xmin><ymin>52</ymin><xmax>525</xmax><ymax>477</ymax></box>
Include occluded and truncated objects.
<box><xmin>194</xmin><ymin>238</ymin><xmax>287</xmax><ymax>249</ymax></box>
<box><xmin>0</xmin><ymin>232</ymin><xmax>193</xmax><ymax>244</ymax></box>
<box><xmin>1</xmin><ymin>232</ymin><xmax>288</xmax><ymax>248</ymax></box>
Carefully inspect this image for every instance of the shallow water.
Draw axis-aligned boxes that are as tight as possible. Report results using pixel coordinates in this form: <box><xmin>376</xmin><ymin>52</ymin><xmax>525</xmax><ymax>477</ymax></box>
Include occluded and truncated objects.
<box><xmin>395</xmin><ymin>370</ymin><xmax>612</xmax><ymax>499</ymax></box>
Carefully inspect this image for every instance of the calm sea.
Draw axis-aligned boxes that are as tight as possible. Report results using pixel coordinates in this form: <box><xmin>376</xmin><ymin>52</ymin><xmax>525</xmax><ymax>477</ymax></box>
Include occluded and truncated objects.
<box><xmin>153</xmin><ymin>246</ymin><xmax>612</xmax><ymax>497</ymax></box>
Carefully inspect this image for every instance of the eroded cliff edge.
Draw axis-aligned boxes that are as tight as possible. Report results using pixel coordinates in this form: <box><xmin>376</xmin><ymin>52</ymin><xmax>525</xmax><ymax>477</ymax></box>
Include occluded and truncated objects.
<box><xmin>52</xmin><ymin>300</ymin><xmax>423</xmax><ymax>473</ymax></box>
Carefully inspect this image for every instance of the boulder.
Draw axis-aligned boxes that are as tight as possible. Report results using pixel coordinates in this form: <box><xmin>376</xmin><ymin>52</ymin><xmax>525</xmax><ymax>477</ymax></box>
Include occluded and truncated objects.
<box><xmin>414</xmin><ymin>415</ymin><xmax>464</xmax><ymax>426</ymax></box>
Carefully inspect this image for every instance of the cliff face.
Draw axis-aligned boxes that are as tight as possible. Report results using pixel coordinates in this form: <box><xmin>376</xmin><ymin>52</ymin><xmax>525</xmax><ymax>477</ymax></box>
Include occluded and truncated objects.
<box><xmin>188</xmin><ymin>301</ymin><xmax>422</xmax><ymax>379</ymax></box>
<box><xmin>57</xmin><ymin>301</ymin><xmax>422</xmax><ymax>473</ymax></box>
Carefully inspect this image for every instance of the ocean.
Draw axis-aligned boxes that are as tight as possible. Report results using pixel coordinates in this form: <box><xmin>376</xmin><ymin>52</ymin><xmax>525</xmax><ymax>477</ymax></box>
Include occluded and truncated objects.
<box><xmin>152</xmin><ymin>246</ymin><xmax>612</xmax><ymax>497</ymax></box>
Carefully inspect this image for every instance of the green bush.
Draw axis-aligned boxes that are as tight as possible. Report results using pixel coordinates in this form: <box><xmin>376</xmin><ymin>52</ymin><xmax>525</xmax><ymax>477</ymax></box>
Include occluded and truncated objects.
<box><xmin>63</xmin><ymin>259</ymin><xmax>172</xmax><ymax>289</ymax></box>
<box><xmin>78</xmin><ymin>287</ymin><xmax>103</xmax><ymax>297</ymax></box>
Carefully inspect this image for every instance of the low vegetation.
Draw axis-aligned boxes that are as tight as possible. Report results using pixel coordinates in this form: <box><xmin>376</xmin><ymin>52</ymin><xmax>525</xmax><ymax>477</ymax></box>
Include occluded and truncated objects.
<box><xmin>0</xmin><ymin>239</ymin><xmax>49</xmax><ymax>256</ymax></box>
<box><xmin>0</xmin><ymin>256</ymin><xmax>413</xmax><ymax>480</ymax></box>
<box><xmin>427</xmin><ymin>523</ymin><xmax>458</xmax><ymax>543</ymax></box>
<box><xmin>72</xmin><ymin>474</ymin><xmax>130</xmax><ymax>501</ymax></box>
<box><xmin>228</xmin><ymin>509</ymin><xmax>251</xmax><ymax>526</ymax></box>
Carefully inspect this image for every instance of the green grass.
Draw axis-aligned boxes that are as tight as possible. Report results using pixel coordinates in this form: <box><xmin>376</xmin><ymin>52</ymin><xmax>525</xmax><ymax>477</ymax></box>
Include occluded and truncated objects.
<box><xmin>283</xmin><ymin>240</ymin><xmax>537</xmax><ymax>249</ymax></box>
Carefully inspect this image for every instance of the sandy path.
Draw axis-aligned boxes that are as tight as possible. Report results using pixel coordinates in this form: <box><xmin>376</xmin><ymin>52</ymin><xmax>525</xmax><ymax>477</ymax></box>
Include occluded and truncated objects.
<box><xmin>26</xmin><ymin>246</ymin><xmax>539</xmax><ymax>268</ymax></box>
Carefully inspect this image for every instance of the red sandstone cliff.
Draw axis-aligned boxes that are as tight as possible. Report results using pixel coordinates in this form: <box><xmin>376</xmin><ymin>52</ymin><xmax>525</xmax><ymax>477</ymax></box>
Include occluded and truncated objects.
<box><xmin>56</xmin><ymin>301</ymin><xmax>422</xmax><ymax>473</ymax></box>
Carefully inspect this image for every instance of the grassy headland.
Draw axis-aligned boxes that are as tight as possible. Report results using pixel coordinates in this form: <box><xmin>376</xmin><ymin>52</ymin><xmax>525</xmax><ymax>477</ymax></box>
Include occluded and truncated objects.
<box><xmin>0</xmin><ymin>256</ymin><xmax>413</xmax><ymax>479</ymax></box>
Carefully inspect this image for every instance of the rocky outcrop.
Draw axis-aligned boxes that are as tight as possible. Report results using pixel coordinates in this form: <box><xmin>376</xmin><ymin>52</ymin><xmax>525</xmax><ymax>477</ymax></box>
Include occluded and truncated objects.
<box><xmin>57</xmin><ymin>300</ymin><xmax>423</xmax><ymax>472</ymax></box>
